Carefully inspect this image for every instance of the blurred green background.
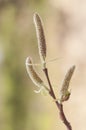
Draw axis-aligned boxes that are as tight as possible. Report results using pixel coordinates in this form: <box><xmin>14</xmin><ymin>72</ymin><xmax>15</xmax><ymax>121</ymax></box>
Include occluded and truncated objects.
<box><xmin>1</xmin><ymin>0</ymin><xmax>86</xmax><ymax>130</ymax></box>
<box><xmin>0</xmin><ymin>1</ymin><xmax>59</xmax><ymax>130</ymax></box>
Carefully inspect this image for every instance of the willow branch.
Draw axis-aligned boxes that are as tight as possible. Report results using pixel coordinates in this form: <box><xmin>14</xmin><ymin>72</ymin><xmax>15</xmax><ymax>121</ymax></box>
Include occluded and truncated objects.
<box><xmin>27</xmin><ymin>12</ymin><xmax>74</xmax><ymax>130</ymax></box>
<box><xmin>43</xmin><ymin>67</ymin><xmax>72</xmax><ymax>130</ymax></box>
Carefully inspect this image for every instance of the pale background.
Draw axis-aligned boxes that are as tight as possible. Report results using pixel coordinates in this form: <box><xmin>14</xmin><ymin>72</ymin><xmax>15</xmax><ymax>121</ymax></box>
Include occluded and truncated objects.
<box><xmin>0</xmin><ymin>0</ymin><xmax>86</xmax><ymax>130</ymax></box>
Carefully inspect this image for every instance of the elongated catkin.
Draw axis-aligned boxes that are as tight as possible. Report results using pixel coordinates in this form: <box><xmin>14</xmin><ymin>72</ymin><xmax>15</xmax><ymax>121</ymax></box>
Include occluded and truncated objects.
<box><xmin>26</xmin><ymin>57</ymin><xmax>49</xmax><ymax>91</ymax></box>
<box><xmin>34</xmin><ymin>13</ymin><xmax>46</xmax><ymax>62</ymax></box>
<box><xmin>60</xmin><ymin>65</ymin><xmax>75</xmax><ymax>102</ymax></box>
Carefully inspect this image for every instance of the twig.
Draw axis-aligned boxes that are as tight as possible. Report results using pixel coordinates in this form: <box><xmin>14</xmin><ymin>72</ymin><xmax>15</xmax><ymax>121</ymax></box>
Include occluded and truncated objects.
<box><xmin>58</xmin><ymin>104</ymin><xmax>72</xmax><ymax>130</ymax></box>
<box><xmin>43</xmin><ymin>67</ymin><xmax>72</xmax><ymax>130</ymax></box>
<box><xmin>26</xmin><ymin>12</ymin><xmax>75</xmax><ymax>130</ymax></box>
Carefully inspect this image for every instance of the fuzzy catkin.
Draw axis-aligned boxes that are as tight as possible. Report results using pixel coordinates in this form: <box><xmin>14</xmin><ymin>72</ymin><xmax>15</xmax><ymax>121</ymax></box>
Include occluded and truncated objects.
<box><xmin>26</xmin><ymin>57</ymin><xmax>49</xmax><ymax>91</ymax></box>
<box><xmin>26</xmin><ymin>57</ymin><xmax>43</xmax><ymax>87</ymax></box>
<box><xmin>34</xmin><ymin>13</ymin><xmax>46</xmax><ymax>62</ymax></box>
<box><xmin>60</xmin><ymin>65</ymin><xmax>75</xmax><ymax>100</ymax></box>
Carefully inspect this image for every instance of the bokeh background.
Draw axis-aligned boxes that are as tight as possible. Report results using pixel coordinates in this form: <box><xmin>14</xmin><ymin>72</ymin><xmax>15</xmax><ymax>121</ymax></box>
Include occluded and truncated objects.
<box><xmin>0</xmin><ymin>0</ymin><xmax>86</xmax><ymax>130</ymax></box>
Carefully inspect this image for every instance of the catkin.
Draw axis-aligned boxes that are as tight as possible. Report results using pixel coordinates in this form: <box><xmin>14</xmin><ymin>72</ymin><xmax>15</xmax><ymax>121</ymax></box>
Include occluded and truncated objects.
<box><xmin>60</xmin><ymin>65</ymin><xmax>75</xmax><ymax>101</ymax></box>
<box><xmin>26</xmin><ymin>57</ymin><xmax>49</xmax><ymax>91</ymax></box>
<box><xmin>33</xmin><ymin>13</ymin><xmax>46</xmax><ymax>62</ymax></box>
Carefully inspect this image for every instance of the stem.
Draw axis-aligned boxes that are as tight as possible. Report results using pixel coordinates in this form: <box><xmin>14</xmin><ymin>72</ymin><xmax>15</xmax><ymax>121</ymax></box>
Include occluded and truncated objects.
<box><xmin>43</xmin><ymin>67</ymin><xmax>72</xmax><ymax>130</ymax></box>
<box><xmin>43</xmin><ymin>69</ymin><xmax>56</xmax><ymax>98</ymax></box>
<box><xmin>58</xmin><ymin>104</ymin><xmax>72</xmax><ymax>130</ymax></box>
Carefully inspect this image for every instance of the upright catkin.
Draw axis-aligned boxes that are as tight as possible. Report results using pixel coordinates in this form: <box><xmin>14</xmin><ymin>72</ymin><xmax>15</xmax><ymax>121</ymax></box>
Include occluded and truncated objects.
<box><xmin>60</xmin><ymin>65</ymin><xmax>75</xmax><ymax>102</ymax></box>
<box><xmin>34</xmin><ymin>13</ymin><xmax>46</xmax><ymax>63</ymax></box>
